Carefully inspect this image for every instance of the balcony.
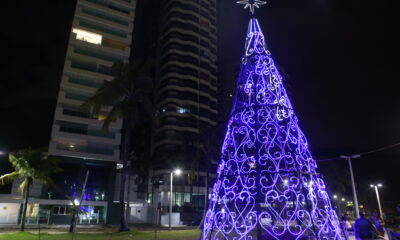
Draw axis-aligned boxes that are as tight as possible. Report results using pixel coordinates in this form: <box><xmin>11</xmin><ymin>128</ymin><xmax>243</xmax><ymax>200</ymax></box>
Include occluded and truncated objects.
<box><xmin>53</xmin><ymin>104</ymin><xmax>123</xmax><ymax>129</ymax></box>
<box><xmin>48</xmin><ymin>141</ymin><xmax>120</xmax><ymax>162</ymax></box>
<box><xmin>52</xmin><ymin>124</ymin><xmax>121</xmax><ymax>145</ymax></box>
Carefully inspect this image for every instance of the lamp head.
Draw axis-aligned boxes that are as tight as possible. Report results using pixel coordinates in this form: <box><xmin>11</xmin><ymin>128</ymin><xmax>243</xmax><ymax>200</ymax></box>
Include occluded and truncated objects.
<box><xmin>174</xmin><ymin>169</ymin><xmax>182</xmax><ymax>175</ymax></box>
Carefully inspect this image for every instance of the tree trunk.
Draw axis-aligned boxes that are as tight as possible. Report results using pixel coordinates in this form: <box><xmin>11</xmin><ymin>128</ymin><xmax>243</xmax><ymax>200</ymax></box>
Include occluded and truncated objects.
<box><xmin>119</xmin><ymin>112</ymin><xmax>133</xmax><ymax>232</ymax></box>
<box><xmin>189</xmin><ymin>173</ymin><xmax>194</xmax><ymax>205</ymax></box>
<box><xmin>126</xmin><ymin>174</ymin><xmax>131</xmax><ymax>224</ymax></box>
<box><xmin>20</xmin><ymin>178</ymin><xmax>32</xmax><ymax>232</ymax></box>
<box><xmin>205</xmin><ymin>157</ymin><xmax>209</xmax><ymax>211</ymax></box>
<box><xmin>199</xmin><ymin>148</ymin><xmax>210</xmax><ymax>229</ymax></box>
<box><xmin>70</xmin><ymin>171</ymin><xmax>89</xmax><ymax>234</ymax></box>
<box><xmin>69</xmin><ymin>211</ymin><xmax>76</xmax><ymax>233</ymax></box>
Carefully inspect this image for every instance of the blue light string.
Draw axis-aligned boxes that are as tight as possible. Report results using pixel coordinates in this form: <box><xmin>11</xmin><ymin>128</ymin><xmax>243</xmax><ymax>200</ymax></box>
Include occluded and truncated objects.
<box><xmin>201</xmin><ymin>18</ymin><xmax>342</xmax><ymax>240</ymax></box>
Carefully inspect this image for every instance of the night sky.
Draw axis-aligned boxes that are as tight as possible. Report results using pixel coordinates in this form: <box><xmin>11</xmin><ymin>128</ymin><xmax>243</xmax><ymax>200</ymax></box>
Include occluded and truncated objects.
<box><xmin>0</xmin><ymin>0</ymin><xmax>398</xmax><ymax>209</ymax></box>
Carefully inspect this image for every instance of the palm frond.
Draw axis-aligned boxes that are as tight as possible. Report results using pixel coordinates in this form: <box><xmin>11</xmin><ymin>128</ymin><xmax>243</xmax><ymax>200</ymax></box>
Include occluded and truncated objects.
<box><xmin>139</xmin><ymin>97</ymin><xmax>153</xmax><ymax>117</ymax></box>
<box><xmin>18</xmin><ymin>178</ymin><xmax>32</xmax><ymax>193</ymax></box>
<box><xmin>35</xmin><ymin>176</ymin><xmax>55</xmax><ymax>186</ymax></box>
<box><xmin>35</xmin><ymin>156</ymin><xmax>63</xmax><ymax>176</ymax></box>
<box><xmin>101</xmin><ymin>101</ymin><xmax>125</xmax><ymax>132</ymax></box>
<box><xmin>0</xmin><ymin>172</ymin><xmax>21</xmax><ymax>185</ymax></box>
<box><xmin>81</xmin><ymin>79</ymin><xmax>125</xmax><ymax>114</ymax></box>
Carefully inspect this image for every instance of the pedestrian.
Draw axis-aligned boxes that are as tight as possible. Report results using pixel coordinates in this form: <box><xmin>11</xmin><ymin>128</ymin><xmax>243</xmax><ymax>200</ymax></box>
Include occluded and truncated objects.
<box><xmin>390</xmin><ymin>205</ymin><xmax>400</xmax><ymax>239</ymax></box>
<box><xmin>344</xmin><ymin>214</ymin><xmax>353</xmax><ymax>231</ymax></box>
<box><xmin>341</xmin><ymin>214</ymin><xmax>352</xmax><ymax>240</ymax></box>
<box><xmin>354</xmin><ymin>212</ymin><xmax>378</xmax><ymax>240</ymax></box>
<box><xmin>370</xmin><ymin>210</ymin><xmax>385</xmax><ymax>238</ymax></box>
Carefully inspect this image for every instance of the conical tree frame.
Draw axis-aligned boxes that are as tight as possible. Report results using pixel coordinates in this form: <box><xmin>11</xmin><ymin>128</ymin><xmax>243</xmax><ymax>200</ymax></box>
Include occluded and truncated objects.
<box><xmin>201</xmin><ymin>19</ymin><xmax>342</xmax><ymax>240</ymax></box>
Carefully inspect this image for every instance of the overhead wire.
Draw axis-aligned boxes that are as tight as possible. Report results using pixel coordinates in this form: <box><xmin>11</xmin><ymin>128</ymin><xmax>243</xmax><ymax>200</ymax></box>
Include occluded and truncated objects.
<box><xmin>316</xmin><ymin>142</ymin><xmax>400</xmax><ymax>162</ymax></box>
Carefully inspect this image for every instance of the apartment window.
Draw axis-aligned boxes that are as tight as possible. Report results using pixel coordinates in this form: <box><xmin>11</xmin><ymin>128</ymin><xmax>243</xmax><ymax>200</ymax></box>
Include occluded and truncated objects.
<box><xmin>85</xmin><ymin>0</ymin><xmax>130</xmax><ymax>15</ymax></box>
<box><xmin>56</xmin><ymin>143</ymin><xmax>115</xmax><ymax>156</ymax></box>
<box><xmin>82</xmin><ymin>8</ymin><xmax>129</xmax><ymax>26</ymax></box>
<box><xmin>63</xmin><ymin>108</ymin><xmax>91</xmax><ymax>119</ymax></box>
<box><xmin>175</xmin><ymin>192</ymin><xmax>183</xmax><ymax>207</ymax></box>
<box><xmin>53</xmin><ymin>206</ymin><xmax>68</xmax><ymax>215</ymax></box>
<box><xmin>102</xmin><ymin>38</ymin><xmax>128</xmax><ymax>51</ymax></box>
<box><xmin>65</xmin><ymin>92</ymin><xmax>90</xmax><ymax>101</ymax></box>
<box><xmin>184</xmin><ymin>193</ymin><xmax>190</xmax><ymax>203</ymax></box>
<box><xmin>72</xmin><ymin>28</ymin><xmax>102</xmax><ymax>45</ymax></box>
<box><xmin>68</xmin><ymin>77</ymin><xmax>103</xmax><ymax>88</ymax></box>
<box><xmin>176</xmin><ymin>107</ymin><xmax>190</xmax><ymax>114</ymax></box>
<box><xmin>79</xmin><ymin>21</ymin><xmax>127</xmax><ymax>38</ymax></box>
<box><xmin>59</xmin><ymin>121</ymin><xmax>88</xmax><ymax>135</ymax></box>
<box><xmin>74</xmin><ymin>48</ymin><xmax>122</xmax><ymax>62</ymax></box>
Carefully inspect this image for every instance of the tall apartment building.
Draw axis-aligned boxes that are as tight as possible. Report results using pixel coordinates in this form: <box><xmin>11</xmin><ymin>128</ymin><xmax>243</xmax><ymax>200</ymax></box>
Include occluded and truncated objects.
<box><xmin>150</xmin><ymin>0</ymin><xmax>219</xmax><ymax>224</ymax></box>
<box><xmin>153</xmin><ymin>0</ymin><xmax>218</xmax><ymax>153</ymax></box>
<box><xmin>0</xmin><ymin>0</ymin><xmax>140</xmax><ymax>225</ymax></box>
<box><xmin>49</xmin><ymin>0</ymin><xmax>137</xmax><ymax>162</ymax></box>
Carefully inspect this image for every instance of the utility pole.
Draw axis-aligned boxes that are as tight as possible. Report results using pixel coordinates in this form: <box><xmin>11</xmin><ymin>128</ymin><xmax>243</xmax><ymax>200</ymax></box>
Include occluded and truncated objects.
<box><xmin>169</xmin><ymin>169</ymin><xmax>182</xmax><ymax>231</ymax></box>
<box><xmin>370</xmin><ymin>184</ymin><xmax>384</xmax><ymax>219</ymax></box>
<box><xmin>71</xmin><ymin>170</ymin><xmax>89</xmax><ymax>240</ymax></box>
<box><xmin>340</xmin><ymin>155</ymin><xmax>360</xmax><ymax>218</ymax></box>
<box><xmin>169</xmin><ymin>171</ymin><xmax>173</xmax><ymax>231</ymax></box>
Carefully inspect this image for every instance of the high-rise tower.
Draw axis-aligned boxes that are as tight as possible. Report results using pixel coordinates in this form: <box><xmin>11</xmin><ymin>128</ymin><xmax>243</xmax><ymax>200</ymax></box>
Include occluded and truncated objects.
<box><xmin>49</xmin><ymin>0</ymin><xmax>136</xmax><ymax>162</ymax></box>
<box><xmin>148</xmin><ymin>0</ymin><xmax>219</xmax><ymax>224</ymax></box>
<box><xmin>46</xmin><ymin>0</ymin><xmax>137</xmax><ymax>224</ymax></box>
<box><xmin>152</xmin><ymin>0</ymin><xmax>219</xmax><ymax>155</ymax></box>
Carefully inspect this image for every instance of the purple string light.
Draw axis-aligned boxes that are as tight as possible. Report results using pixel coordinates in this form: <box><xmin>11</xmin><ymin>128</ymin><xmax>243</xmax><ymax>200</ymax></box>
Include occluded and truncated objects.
<box><xmin>201</xmin><ymin>18</ymin><xmax>342</xmax><ymax>240</ymax></box>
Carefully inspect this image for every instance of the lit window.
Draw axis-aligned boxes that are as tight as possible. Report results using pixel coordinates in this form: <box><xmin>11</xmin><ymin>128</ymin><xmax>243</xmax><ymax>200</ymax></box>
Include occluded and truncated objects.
<box><xmin>72</xmin><ymin>28</ymin><xmax>102</xmax><ymax>45</ymax></box>
<box><xmin>97</xmin><ymin>114</ymin><xmax>107</xmax><ymax>121</ymax></box>
<box><xmin>177</xmin><ymin>107</ymin><xmax>189</xmax><ymax>114</ymax></box>
<box><xmin>53</xmin><ymin>206</ymin><xmax>68</xmax><ymax>215</ymax></box>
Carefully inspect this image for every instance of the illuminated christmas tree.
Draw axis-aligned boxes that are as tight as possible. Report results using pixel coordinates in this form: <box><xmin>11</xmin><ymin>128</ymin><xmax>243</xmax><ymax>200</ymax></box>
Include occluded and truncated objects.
<box><xmin>201</xmin><ymin>4</ymin><xmax>342</xmax><ymax>240</ymax></box>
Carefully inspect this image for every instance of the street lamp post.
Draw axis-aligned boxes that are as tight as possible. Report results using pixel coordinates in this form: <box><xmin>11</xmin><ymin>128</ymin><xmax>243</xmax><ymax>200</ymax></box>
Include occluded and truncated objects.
<box><xmin>332</xmin><ymin>195</ymin><xmax>340</xmax><ymax>215</ymax></box>
<box><xmin>340</xmin><ymin>154</ymin><xmax>361</xmax><ymax>218</ymax></box>
<box><xmin>169</xmin><ymin>169</ymin><xmax>182</xmax><ymax>231</ymax></box>
<box><xmin>370</xmin><ymin>184</ymin><xmax>383</xmax><ymax>218</ymax></box>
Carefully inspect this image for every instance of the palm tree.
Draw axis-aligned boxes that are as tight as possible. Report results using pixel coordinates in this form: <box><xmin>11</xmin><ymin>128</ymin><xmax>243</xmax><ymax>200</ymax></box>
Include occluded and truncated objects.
<box><xmin>0</xmin><ymin>148</ymin><xmax>61</xmax><ymax>231</ymax></box>
<box><xmin>82</xmin><ymin>60</ymin><xmax>153</xmax><ymax>231</ymax></box>
<box><xmin>197</xmin><ymin>124</ymin><xmax>223</xmax><ymax>227</ymax></box>
<box><xmin>185</xmin><ymin>114</ymin><xmax>222</xmax><ymax>209</ymax></box>
<box><xmin>199</xmin><ymin>127</ymin><xmax>220</xmax><ymax>211</ymax></box>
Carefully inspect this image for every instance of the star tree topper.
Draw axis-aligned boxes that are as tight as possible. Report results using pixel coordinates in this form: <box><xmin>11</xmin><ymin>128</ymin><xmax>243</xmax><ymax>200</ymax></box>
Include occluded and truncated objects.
<box><xmin>237</xmin><ymin>0</ymin><xmax>267</xmax><ymax>14</ymax></box>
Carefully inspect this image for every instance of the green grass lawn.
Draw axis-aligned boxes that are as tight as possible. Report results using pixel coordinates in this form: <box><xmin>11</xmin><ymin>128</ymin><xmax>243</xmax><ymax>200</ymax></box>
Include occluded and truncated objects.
<box><xmin>0</xmin><ymin>229</ymin><xmax>201</xmax><ymax>240</ymax></box>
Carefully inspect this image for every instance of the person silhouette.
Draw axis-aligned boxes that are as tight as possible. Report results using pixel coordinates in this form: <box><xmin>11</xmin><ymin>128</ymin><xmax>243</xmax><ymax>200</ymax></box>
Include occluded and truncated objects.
<box><xmin>354</xmin><ymin>212</ymin><xmax>377</xmax><ymax>240</ymax></box>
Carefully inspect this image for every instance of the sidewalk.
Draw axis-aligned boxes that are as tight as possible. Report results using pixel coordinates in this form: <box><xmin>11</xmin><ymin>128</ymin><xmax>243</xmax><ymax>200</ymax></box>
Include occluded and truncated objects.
<box><xmin>0</xmin><ymin>223</ymin><xmax>198</xmax><ymax>234</ymax></box>
<box><xmin>346</xmin><ymin>235</ymin><xmax>389</xmax><ymax>240</ymax></box>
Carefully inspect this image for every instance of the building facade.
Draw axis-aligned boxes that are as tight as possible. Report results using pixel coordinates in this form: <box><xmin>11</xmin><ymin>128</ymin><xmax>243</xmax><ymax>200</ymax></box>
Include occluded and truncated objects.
<box><xmin>0</xmin><ymin>0</ymin><xmax>141</xmax><ymax>225</ymax></box>
<box><xmin>150</xmin><ymin>0</ymin><xmax>219</xmax><ymax>225</ymax></box>
<box><xmin>153</xmin><ymin>0</ymin><xmax>218</xmax><ymax>153</ymax></box>
<box><xmin>1</xmin><ymin>0</ymin><xmax>220</xmax><ymax>227</ymax></box>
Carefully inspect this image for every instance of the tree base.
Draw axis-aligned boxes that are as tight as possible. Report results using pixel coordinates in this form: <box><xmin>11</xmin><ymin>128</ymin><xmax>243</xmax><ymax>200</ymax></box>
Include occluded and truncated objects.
<box><xmin>118</xmin><ymin>227</ymin><xmax>130</xmax><ymax>232</ymax></box>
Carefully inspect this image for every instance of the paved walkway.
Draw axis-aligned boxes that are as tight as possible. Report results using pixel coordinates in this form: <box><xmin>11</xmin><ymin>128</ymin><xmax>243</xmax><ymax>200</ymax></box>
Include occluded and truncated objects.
<box><xmin>346</xmin><ymin>235</ymin><xmax>389</xmax><ymax>240</ymax></box>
